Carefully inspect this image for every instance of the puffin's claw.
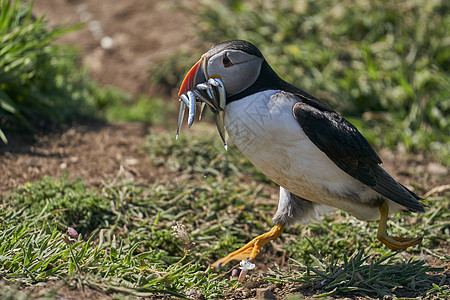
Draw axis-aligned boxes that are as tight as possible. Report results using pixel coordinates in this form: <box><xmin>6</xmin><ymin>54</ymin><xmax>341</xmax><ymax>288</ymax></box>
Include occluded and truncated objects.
<box><xmin>378</xmin><ymin>235</ymin><xmax>423</xmax><ymax>250</ymax></box>
<box><xmin>377</xmin><ymin>200</ymin><xmax>423</xmax><ymax>250</ymax></box>
<box><xmin>211</xmin><ymin>224</ymin><xmax>284</xmax><ymax>269</ymax></box>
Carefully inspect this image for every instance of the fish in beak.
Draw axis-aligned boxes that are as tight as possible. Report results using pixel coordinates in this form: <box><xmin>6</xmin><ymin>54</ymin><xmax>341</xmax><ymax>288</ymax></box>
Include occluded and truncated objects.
<box><xmin>177</xmin><ymin>55</ymin><xmax>227</xmax><ymax>149</ymax></box>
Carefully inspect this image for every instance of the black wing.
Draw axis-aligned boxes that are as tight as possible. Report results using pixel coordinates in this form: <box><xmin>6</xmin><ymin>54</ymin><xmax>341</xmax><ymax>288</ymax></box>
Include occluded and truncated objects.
<box><xmin>292</xmin><ymin>94</ymin><xmax>423</xmax><ymax>212</ymax></box>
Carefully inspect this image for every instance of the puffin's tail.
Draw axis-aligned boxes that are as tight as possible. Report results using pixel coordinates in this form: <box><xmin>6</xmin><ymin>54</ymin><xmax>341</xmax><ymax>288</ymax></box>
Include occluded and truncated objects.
<box><xmin>371</xmin><ymin>166</ymin><xmax>424</xmax><ymax>213</ymax></box>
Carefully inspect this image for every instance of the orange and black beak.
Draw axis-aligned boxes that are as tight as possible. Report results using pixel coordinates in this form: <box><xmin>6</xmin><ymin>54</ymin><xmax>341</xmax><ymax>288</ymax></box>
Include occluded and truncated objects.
<box><xmin>176</xmin><ymin>54</ymin><xmax>227</xmax><ymax>149</ymax></box>
<box><xmin>178</xmin><ymin>55</ymin><xmax>207</xmax><ymax>99</ymax></box>
<box><xmin>178</xmin><ymin>55</ymin><xmax>220</xmax><ymax>110</ymax></box>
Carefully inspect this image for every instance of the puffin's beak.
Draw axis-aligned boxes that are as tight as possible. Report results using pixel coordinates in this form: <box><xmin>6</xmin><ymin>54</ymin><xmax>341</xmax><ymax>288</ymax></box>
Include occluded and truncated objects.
<box><xmin>177</xmin><ymin>55</ymin><xmax>227</xmax><ymax>149</ymax></box>
<box><xmin>178</xmin><ymin>55</ymin><xmax>206</xmax><ymax>98</ymax></box>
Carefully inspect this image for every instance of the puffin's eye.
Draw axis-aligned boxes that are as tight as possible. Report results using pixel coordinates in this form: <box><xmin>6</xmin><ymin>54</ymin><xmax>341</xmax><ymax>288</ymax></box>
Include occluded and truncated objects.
<box><xmin>222</xmin><ymin>55</ymin><xmax>233</xmax><ymax>67</ymax></box>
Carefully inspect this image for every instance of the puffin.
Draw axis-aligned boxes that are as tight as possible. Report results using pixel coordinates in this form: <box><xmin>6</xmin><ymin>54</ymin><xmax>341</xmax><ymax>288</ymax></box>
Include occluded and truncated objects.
<box><xmin>177</xmin><ymin>40</ymin><xmax>424</xmax><ymax>269</ymax></box>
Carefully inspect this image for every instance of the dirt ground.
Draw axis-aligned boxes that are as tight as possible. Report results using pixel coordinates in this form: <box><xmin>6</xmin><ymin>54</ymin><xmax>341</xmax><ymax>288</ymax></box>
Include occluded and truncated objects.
<box><xmin>0</xmin><ymin>0</ymin><xmax>449</xmax><ymax>299</ymax></box>
<box><xmin>1</xmin><ymin>0</ymin><xmax>199</xmax><ymax>199</ymax></box>
<box><xmin>0</xmin><ymin>121</ymin><xmax>155</xmax><ymax>199</ymax></box>
<box><xmin>32</xmin><ymin>0</ymin><xmax>196</xmax><ymax>97</ymax></box>
<box><xmin>1</xmin><ymin>0</ymin><xmax>196</xmax><ymax>199</ymax></box>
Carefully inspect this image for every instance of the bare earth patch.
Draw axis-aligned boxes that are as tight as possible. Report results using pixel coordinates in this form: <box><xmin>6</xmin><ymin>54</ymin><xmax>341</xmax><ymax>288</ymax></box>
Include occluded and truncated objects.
<box><xmin>32</xmin><ymin>0</ymin><xmax>196</xmax><ymax>97</ymax></box>
<box><xmin>0</xmin><ymin>122</ymin><xmax>157</xmax><ymax>200</ymax></box>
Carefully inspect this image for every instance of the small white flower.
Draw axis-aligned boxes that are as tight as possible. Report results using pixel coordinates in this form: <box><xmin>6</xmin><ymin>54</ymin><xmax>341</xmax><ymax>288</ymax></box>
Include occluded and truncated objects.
<box><xmin>239</xmin><ymin>259</ymin><xmax>256</xmax><ymax>271</ymax></box>
<box><xmin>238</xmin><ymin>260</ymin><xmax>256</xmax><ymax>283</ymax></box>
<box><xmin>171</xmin><ymin>222</ymin><xmax>190</xmax><ymax>245</ymax></box>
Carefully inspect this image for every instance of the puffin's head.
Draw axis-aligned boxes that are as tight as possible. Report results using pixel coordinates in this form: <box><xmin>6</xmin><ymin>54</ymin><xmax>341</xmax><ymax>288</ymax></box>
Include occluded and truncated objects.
<box><xmin>178</xmin><ymin>40</ymin><xmax>265</xmax><ymax>98</ymax></box>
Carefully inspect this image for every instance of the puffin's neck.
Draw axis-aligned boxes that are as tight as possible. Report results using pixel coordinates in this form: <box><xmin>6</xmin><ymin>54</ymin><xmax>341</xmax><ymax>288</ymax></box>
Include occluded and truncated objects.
<box><xmin>227</xmin><ymin>61</ymin><xmax>305</xmax><ymax>104</ymax></box>
<box><xmin>227</xmin><ymin>60</ymin><xmax>333</xmax><ymax>112</ymax></box>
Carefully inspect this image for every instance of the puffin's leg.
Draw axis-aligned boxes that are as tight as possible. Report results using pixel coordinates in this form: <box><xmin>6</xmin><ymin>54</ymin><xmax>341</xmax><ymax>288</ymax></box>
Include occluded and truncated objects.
<box><xmin>377</xmin><ymin>200</ymin><xmax>423</xmax><ymax>250</ymax></box>
<box><xmin>211</xmin><ymin>224</ymin><xmax>284</xmax><ymax>269</ymax></box>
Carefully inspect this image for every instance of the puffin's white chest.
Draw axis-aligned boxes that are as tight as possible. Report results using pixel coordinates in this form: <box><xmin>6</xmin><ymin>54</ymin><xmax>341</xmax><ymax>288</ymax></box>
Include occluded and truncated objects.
<box><xmin>224</xmin><ymin>90</ymin><xmax>379</xmax><ymax>220</ymax></box>
<box><xmin>225</xmin><ymin>91</ymin><xmax>309</xmax><ymax>180</ymax></box>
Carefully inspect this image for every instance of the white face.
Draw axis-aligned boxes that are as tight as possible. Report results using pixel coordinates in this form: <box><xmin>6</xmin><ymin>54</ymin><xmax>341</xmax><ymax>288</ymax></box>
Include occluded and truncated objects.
<box><xmin>206</xmin><ymin>50</ymin><xmax>263</xmax><ymax>96</ymax></box>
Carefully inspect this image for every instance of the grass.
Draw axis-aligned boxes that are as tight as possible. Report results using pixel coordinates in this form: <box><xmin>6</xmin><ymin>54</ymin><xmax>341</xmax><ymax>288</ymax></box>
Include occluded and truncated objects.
<box><xmin>104</xmin><ymin>95</ymin><xmax>175</xmax><ymax>126</ymax></box>
<box><xmin>0</xmin><ymin>0</ymin><xmax>172</xmax><ymax>143</ymax></box>
<box><xmin>0</xmin><ymin>0</ymin><xmax>88</xmax><ymax>137</ymax></box>
<box><xmin>268</xmin><ymin>250</ymin><xmax>446</xmax><ymax>298</ymax></box>
<box><xmin>1</xmin><ymin>130</ymin><xmax>449</xmax><ymax>299</ymax></box>
<box><xmin>1</xmin><ymin>0</ymin><xmax>448</xmax><ymax>298</ymax></box>
<box><xmin>0</xmin><ymin>204</ymin><xmax>225</xmax><ymax>298</ymax></box>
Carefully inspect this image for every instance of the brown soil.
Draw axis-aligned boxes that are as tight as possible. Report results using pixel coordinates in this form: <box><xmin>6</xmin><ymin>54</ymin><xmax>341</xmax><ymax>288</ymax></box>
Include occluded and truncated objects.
<box><xmin>0</xmin><ymin>122</ymin><xmax>157</xmax><ymax>200</ymax></box>
<box><xmin>32</xmin><ymin>0</ymin><xmax>196</xmax><ymax>97</ymax></box>
<box><xmin>0</xmin><ymin>1</ymin><xmax>449</xmax><ymax>299</ymax></box>
<box><xmin>1</xmin><ymin>0</ymin><xmax>196</xmax><ymax>200</ymax></box>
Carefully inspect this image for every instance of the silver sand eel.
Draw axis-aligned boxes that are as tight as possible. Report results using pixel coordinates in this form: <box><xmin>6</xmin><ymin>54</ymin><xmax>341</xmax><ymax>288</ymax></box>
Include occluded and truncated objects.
<box><xmin>177</xmin><ymin>77</ymin><xmax>227</xmax><ymax>150</ymax></box>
